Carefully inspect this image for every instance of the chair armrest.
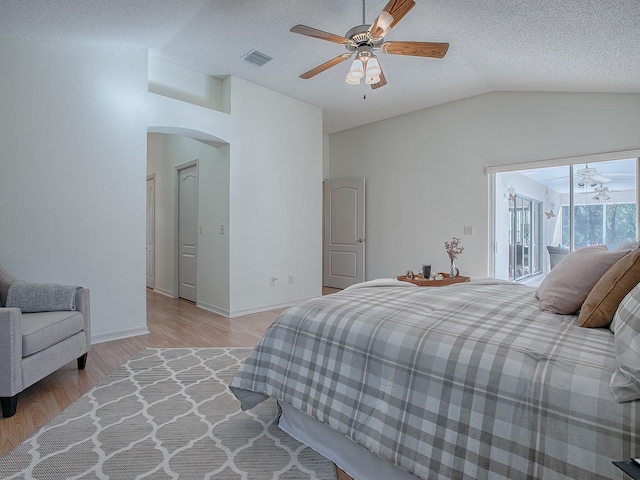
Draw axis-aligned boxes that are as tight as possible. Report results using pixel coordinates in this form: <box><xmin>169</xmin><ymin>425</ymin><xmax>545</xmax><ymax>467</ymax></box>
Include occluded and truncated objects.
<box><xmin>0</xmin><ymin>308</ymin><xmax>24</xmax><ymax>396</ymax></box>
<box><xmin>75</xmin><ymin>288</ymin><xmax>91</xmax><ymax>348</ymax></box>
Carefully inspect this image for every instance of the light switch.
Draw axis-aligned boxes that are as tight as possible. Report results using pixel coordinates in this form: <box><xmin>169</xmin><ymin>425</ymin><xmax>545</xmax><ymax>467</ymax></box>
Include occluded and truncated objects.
<box><xmin>464</xmin><ymin>225</ymin><xmax>474</xmax><ymax>235</ymax></box>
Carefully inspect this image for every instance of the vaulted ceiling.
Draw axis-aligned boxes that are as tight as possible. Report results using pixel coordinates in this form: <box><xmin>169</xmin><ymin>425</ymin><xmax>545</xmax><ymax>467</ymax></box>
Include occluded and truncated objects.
<box><xmin>2</xmin><ymin>0</ymin><xmax>639</xmax><ymax>134</ymax></box>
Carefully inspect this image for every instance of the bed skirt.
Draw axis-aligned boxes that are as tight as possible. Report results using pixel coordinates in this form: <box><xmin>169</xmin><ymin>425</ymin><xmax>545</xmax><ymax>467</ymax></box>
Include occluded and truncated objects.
<box><xmin>278</xmin><ymin>401</ymin><xmax>418</xmax><ymax>480</ymax></box>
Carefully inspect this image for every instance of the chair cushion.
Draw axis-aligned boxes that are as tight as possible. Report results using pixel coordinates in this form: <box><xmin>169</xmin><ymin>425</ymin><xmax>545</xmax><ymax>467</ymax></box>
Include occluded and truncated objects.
<box><xmin>21</xmin><ymin>311</ymin><xmax>85</xmax><ymax>357</ymax></box>
<box><xmin>546</xmin><ymin>245</ymin><xmax>569</xmax><ymax>270</ymax></box>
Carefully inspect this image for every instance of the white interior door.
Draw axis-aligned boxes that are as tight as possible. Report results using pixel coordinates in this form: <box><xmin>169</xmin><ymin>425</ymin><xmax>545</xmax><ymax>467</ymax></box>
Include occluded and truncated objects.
<box><xmin>178</xmin><ymin>164</ymin><xmax>198</xmax><ymax>302</ymax></box>
<box><xmin>146</xmin><ymin>176</ymin><xmax>155</xmax><ymax>289</ymax></box>
<box><xmin>323</xmin><ymin>178</ymin><xmax>365</xmax><ymax>289</ymax></box>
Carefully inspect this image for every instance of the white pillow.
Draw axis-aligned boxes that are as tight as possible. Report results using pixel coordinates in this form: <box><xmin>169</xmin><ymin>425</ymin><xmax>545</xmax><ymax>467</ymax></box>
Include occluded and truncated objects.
<box><xmin>610</xmin><ymin>282</ymin><xmax>640</xmax><ymax>402</ymax></box>
<box><xmin>615</xmin><ymin>241</ymin><xmax>639</xmax><ymax>252</ymax></box>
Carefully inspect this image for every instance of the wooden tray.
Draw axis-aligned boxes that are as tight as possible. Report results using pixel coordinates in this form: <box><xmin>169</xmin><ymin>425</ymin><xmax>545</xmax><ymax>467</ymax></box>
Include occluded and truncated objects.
<box><xmin>397</xmin><ymin>274</ymin><xmax>470</xmax><ymax>287</ymax></box>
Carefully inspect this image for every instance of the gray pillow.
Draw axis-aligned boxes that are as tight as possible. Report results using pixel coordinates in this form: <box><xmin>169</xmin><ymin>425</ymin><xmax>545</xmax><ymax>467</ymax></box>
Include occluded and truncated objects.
<box><xmin>615</xmin><ymin>241</ymin><xmax>639</xmax><ymax>252</ymax></box>
<box><xmin>535</xmin><ymin>245</ymin><xmax>630</xmax><ymax>314</ymax></box>
<box><xmin>0</xmin><ymin>265</ymin><xmax>18</xmax><ymax>307</ymax></box>
<box><xmin>6</xmin><ymin>281</ymin><xmax>79</xmax><ymax>313</ymax></box>
<box><xmin>610</xmin><ymin>282</ymin><xmax>640</xmax><ymax>402</ymax></box>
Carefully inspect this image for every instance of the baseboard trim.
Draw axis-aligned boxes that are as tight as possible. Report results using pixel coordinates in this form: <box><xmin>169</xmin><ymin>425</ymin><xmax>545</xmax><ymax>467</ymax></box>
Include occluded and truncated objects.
<box><xmin>196</xmin><ymin>301</ymin><xmax>230</xmax><ymax>317</ymax></box>
<box><xmin>152</xmin><ymin>287</ymin><xmax>175</xmax><ymax>298</ymax></box>
<box><xmin>150</xmin><ymin>289</ymin><xmax>317</xmax><ymax>319</ymax></box>
<box><xmin>91</xmin><ymin>327</ymin><xmax>150</xmax><ymax>345</ymax></box>
<box><xmin>228</xmin><ymin>296</ymin><xmax>317</xmax><ymax>318</ymax></box>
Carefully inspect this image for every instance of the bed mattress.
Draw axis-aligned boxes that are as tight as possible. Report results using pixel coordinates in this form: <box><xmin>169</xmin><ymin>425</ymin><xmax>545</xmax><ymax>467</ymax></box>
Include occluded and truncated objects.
<box><xmin>231</xmin><ymin>281</ymin><xmax>639</xmax><ymax>479</ymax></box>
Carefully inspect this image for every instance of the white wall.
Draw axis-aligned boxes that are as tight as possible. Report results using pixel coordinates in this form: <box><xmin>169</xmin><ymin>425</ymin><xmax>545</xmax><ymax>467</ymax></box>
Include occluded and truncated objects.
<box><xmin>0</xmin><ymin>40</ymin><xmax>148</xmax><ymax>341</ymax></box>
<box><xmin>329</xmin><ymin>92</ymin><xmax>640</xmax><ymax>279</ymax></box>
<box><xmin>148</xmin><ymin>57</ymin><xmax>226</xmax><ymax>113</ymax></box>
<box><xmin>147</xmin><ymin>92</ymin><xmax>231</xmax><ymax>147</ymax></box>
<box><xmin>146</xmin><ymin>67</ymin><xmax>323</xmax><ymax>317</ymax></box>
<box><xmin>0</xmin><ymin>42</ymin><xmax>322</xmax><ymax>342</ymax></box>
<box><xmin>228</xmin><ymin>78</ymin><xmax>323</xmax><ymax>315</ymax></box>
<box><xmin>147</xmin><ymin>133</ymin><xmax>230</xmax><ymax>314</ymax></box>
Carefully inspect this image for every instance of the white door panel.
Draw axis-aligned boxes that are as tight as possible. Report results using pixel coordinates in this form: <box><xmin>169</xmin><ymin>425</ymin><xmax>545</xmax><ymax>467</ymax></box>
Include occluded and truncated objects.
<box><xmin>323</xmin><ymin>178</ymin><xmax>365</xmax><ymax>289</ymax></box>
<box><xmin>179</xmin><ymin>164</ymin><xmax>198</xmax><ymax>302</ymax></box>
<box><xmin>330</xmin><ymin>251</ymin><xmax>358</xmax><ymax>278</ymax></box>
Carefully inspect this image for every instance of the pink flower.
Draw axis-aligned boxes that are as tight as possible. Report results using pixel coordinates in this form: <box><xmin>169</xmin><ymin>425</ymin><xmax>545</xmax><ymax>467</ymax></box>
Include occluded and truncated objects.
<box><xmin>444</xmin><ymin>237</ymin><xmax>464</xmax><ymax>261</ymax></box>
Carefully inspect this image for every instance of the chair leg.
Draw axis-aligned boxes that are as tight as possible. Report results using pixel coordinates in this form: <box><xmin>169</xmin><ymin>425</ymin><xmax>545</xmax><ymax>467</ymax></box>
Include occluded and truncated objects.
<box><xmin>77</xmin><ymin>353</ymin><xmax>88</xmax><ymax>370</ymax></box>
<box><xmin>1</xmin><ymin>394</ymin><xmax>19</xmax><ymax>418</ymax></box>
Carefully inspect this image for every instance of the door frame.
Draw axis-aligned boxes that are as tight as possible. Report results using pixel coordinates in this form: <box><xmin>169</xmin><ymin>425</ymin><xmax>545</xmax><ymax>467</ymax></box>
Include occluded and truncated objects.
<box><xmin>174</xmin><ymin>160</ymin><xmax>199</xmax><ymax>300</ymax></box>
<box><xmin>146</xmin><ymin>174</ymin><xmax>156</xmax><ymax>289</ymax></box>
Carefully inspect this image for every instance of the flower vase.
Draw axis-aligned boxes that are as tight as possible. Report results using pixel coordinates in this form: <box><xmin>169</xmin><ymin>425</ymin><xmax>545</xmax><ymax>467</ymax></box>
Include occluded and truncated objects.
<box><xmin>450</xmin><ymin>260</ymin><xmax>458</xmax><ymax>278</ymax></box>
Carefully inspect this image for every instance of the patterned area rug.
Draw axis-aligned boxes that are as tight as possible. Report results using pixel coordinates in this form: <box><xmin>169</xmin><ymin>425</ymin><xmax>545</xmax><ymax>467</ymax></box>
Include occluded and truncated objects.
<box><xmin>0</xmin><ymin>348</ymin><xmax>337</xmax><ymax>480</ymax></box>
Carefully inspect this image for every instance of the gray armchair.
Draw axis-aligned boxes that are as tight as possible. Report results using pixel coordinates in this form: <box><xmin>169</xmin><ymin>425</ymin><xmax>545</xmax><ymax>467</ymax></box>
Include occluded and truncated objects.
<box><xmin>0</xmin><ymin>266</ymin><xmax>91</xmax><ymax>417</ymax></box>
<box><xmin>547</xmin><ymin>245</ymin><xmax>570</xmax><ymax>270</ymax></box>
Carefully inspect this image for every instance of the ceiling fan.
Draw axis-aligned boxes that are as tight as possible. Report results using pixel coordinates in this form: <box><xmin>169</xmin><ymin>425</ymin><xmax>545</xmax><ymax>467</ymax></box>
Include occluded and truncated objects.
<box><xmin>576</xmin><ymin>164</ymin><xmax>612</xmax><ymax>187</ymax></box>
<box><xmin>575</xmin><ymin>183</ymin><xmax>621</xmax><ymax>201</ymax></box>
<box><xmin>592</xmin><ymin>183</ymin><xmax>611</xmax><ymax>201</ymax></box>
<box><xmin>290</xmin><ymin>0</ymin><xmax>449</xmax><ymax>89</ymax></box>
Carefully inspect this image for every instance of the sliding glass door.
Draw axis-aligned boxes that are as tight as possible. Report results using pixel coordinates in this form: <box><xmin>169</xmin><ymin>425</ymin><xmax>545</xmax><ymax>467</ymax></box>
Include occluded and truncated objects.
<box><xmin>494</xmin><ymin>157</ymin><xmax>637</xmax><ymax>282</ymax></box>
<box><xmin>566</xmin><ymin>161</ymin><xmax>638</xmax><ymax>250</ymax></box>
<box><xmin>509</xmin><ymin>195</ymin><xmax>542</xmax><ymax>281</ymax></box>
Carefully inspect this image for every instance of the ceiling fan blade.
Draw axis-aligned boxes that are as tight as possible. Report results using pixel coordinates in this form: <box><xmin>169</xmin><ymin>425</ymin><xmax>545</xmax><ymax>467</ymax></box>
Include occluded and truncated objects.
<box><xmin>597</xmin><ymin>172</ymin><xmax>636</xmax><ymax>178</ymax></box>
<box><xmin>299</xmin><ymin>53</ymin><xmax>352</xmax><ymax>79</ymax></box>
<box><xmin>370</xmin><ymin>68</ymin><xmax>387</xmax><ymax>90</ymax></box>
<box><xmin>592</xmin><ymin>174</ymin><xmax>612</xmax><ymax>183</ymax></box>
<box><xmin>290</xmin><ymin>25</ymin><xmax>349</xmax><ymax>45</ymax></box>
<box><xmin>381</xmin><ymin>41</ymin><xmax>449</xmax><ymax>58</ymax></box>
<box><xmin>368</xmin><ymin>0</ymin><xmax>416</xmax><ymax>40</ymax></box>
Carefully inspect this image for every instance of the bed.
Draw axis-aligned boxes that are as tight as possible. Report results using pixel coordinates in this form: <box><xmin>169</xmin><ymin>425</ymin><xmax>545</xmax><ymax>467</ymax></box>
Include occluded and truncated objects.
<box><xmin>230</xmin><ymin>279</ymin><xmax>640</xmax><ymax>479</ymax></box>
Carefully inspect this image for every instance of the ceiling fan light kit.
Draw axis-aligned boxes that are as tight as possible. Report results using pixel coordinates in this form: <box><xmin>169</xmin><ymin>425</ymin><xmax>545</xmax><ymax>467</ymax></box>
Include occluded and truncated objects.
<box><xmin>347</xmin><ymin>53</ymin><xmax>382</xmax><ymax>86</ymax></box>
<box><xmin>348</xmin><ymin>58</ymin><xmax>365</xmax><ymax>79</ymax></box>
<box><xmin>290</xmin><ymin>0</ymin><xmax>449</xmax><ymax>89</ymax></box>
<box><xmin>593</xmin><ymin>184</ymin><xmax>611</xmax><ymax>201</ymax></box>
<box><xmin>346</xmin><ymin>73</ymin><xmax>361</xmax><ymax>85</ymax></box>
<box><xmin>365</xmin><ymin>73</ymin><xmax>380</xmax><ymax>85</ymax></box>
<box><xmin>366</xmin><ymin>56</ymin><xmax>381</xmax><ymax>77</ymax></box>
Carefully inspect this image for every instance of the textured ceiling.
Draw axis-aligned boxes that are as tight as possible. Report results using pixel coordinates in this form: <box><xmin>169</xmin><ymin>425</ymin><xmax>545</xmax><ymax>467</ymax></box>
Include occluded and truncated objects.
<box><xmin>1</xmin><ymin>0</ymin><xmax>639</xmax><ymax>134</ymax></box>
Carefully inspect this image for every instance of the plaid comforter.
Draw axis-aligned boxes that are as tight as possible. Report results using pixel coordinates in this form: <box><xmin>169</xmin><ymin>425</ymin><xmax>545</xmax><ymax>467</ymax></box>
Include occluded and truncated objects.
<box><xmin>230</xmin><ymin>282</ymin><xmax>639</xmax><ymax>479</ymax></box>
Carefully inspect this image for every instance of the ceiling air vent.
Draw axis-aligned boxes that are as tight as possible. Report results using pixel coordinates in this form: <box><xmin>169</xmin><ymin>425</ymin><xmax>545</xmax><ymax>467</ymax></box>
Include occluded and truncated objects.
<box><xmin>241</xmin><ymin>49</ymin><xmax>273</xmax><ymax>67</ymax></box>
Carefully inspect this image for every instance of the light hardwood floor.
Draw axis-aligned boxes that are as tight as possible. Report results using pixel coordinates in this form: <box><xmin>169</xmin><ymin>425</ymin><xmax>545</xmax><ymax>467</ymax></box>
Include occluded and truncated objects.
<box><xmin>0</xmin><ymin>287</ymin><xmax>351</xmax><ymax>478</ymax></box>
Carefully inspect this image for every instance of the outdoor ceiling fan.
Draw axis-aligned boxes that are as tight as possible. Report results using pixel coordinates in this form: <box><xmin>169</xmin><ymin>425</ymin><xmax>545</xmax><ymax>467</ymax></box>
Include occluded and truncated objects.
<box><xmin>576</xmin><ymin>183</ymin><xmax>617</xmax><ymax>201</ymax></box>
<box><xmin>576</xmin><ymin>164</ymin><xmax>612</xmax><ymax>187</ymax></box>
<box><xmin>592</xmin><ymin>184</ymin><xmax>611</xmax><ymax>201</ymax></box>
<box><xmin>549</xmin><ymin>164</ymin><xmax>613</xmax><ymax>187</ymax></box>
<box><xmin>290</xmin><ymin>0</ymin><xmax>449</xmax><ymax>89</ymax></box>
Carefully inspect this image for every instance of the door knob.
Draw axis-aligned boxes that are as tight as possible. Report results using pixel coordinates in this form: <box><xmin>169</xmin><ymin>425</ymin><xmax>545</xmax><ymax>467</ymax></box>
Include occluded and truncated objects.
<box><xmin>358</xmin><ymin>238</ymin><xmax>364</xmax><ymax>243</ymax></box>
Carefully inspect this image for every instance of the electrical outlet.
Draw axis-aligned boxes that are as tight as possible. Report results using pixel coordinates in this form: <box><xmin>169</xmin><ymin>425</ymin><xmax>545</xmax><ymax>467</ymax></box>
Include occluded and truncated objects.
<box><xmin>270</xmin><ymin>277</ymin><xmax>277</xmax><ymax>286</ymax></box>
<box><xmin>464</xmin><ymin>225</ymin><xmax>474</xmax><ymax>235</ymax></box>
<box><xmin>288</xmin><ymin>275</ymin><xmax>294</xmax><ymax>284</ymax></box>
